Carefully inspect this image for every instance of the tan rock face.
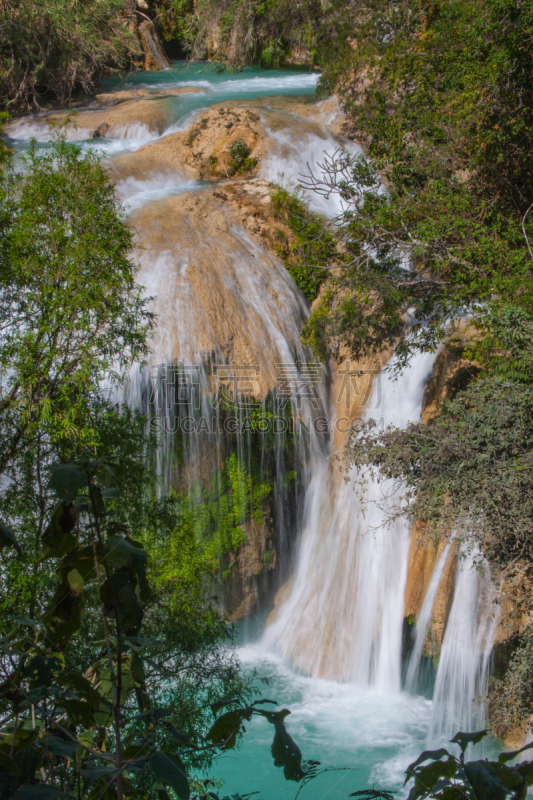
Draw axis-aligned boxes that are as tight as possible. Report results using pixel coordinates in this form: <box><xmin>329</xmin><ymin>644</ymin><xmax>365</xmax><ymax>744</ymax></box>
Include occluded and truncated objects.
<box><xmin>130</xmin><ymin>180</ymin><xmax>309</xmax><ymax>398</ymax></box>
<box><xmin>110</xmin><ymin>105</ymin><xmax>264</xmax><ymax>182</ymax></box>
<box><xmin>138</xmin><ymin>20</ymin><xmax>171</xmax><ymax>71</ymax></box>
<box><xmin>226</xmin><ymin>517</ymin><xmax>277</xmax><ymax>621</ymax></box>
<box><xmin>126</xmin><ymin>172</ymin><xmax>312</xmax><ymax>622</ymax></box>
<box><xmin>227</xmin><ymin>93</ymin><xmax>347</xmax><ymax>135</ymax></box>
<box><xmin>6</xmin><ymin>97</ymin><xmax>174</xmax><ymax>141</ymax></box>
<box><xmin>422</xmin><ymin>320</ymin><xmax>481</xmax><ymax>424</ymax></box>
<box><xmin>93</xmin><ymin>86</ymin><xmax>204</xmax><ymax>107</ymax></box>
<box><xmin>401</xmin><ymin>323</ymin><xmax>482</xmax><ymax>657</ymax></box>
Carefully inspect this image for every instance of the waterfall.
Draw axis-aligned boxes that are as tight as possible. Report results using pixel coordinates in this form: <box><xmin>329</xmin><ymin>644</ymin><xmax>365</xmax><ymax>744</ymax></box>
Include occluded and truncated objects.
<box><xmin>404</xmin><ymin>536</ymin><xmax>455</xmax><ymax>692</ymax></box>
<box><xmin>121</xmin><ymin>190</ymin><xmax>330</xmax><ymax>614</ymax></box>
<box><xmin>264</xmin><ymin>340</ymin><xmax>499</xmax><ymax>741</ymax></box>
<box><xmin>264</xmin><ymin>349</ymin><xmax>437</xmax><ymax>690</ymax></box>
<box><xmin>428</xmin><ymin>547</ymin><xmax>499</xmax><ymax>743</ymax></box>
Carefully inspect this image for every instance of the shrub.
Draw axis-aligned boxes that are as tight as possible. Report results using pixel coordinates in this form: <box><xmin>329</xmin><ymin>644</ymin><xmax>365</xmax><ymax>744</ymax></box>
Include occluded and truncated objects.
<box><xmin>0</xmin><ymin>0</ymin><xmax>139</xmax><ymax>110</ymax></box>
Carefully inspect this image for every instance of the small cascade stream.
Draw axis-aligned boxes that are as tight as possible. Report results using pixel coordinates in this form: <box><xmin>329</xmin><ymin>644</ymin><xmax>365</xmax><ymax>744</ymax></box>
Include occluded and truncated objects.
<box><xmin>7</xmin><ymin>61</ymin><xmax>501</xmax><ymax>798</ymax></box>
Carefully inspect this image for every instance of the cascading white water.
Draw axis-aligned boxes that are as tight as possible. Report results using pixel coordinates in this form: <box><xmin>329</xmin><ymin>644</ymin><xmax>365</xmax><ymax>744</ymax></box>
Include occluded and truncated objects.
<box><xmin>265</xmin><ymin>348</ymin><xmax>437</xmax><ymax>690</ymax></box>
<box><xmin>428</xmin><ymin>547</ymin><xmax>499</xmax><ymax>744</ymax></box>
<box><xmin>259</xmin><ymin>117</ymin><xmax>363</xmax><ymax>216</ymax></box>
<box><xmin>118</xmin><ymin>184</ymin><xmax>331</xmax><ymax>613</ymax></box>
<box><xmin>404</xmin><ymin>536</ymin><xmax>455</xmax><ymax>692</ymax></box>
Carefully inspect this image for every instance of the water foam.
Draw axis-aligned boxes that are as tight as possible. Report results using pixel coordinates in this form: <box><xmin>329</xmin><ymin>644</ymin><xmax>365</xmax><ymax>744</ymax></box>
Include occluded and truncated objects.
<box><xmin>260</xmin><ymin>121</ymin><xmax>363</xmax><ymax>216</ymax></box>
<box><xmin>115</xmin><ymin>170</ymin><xmax>201</xmax><ymax>210</ymax></box>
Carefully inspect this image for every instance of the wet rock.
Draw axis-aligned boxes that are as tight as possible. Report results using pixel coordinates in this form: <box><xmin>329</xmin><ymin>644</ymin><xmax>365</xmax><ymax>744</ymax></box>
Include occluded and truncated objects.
<box><xmin>138</xmin><ymin>19</ymin><xmax>171</xmax><ymax>71</ymax></box>
<box><xmin>403</xmin><ymin>522</ymin><xmax>458</xmax><ymax>656</ymax></box>
<box><xmin>226</xmin><ymin>517</ymin><xmax>277</xmax><ymax>621</ymax></box>
<box><xmin>93</xmin><ymin>86</ymin><xmax>204</xmax><ymax>107</ymax></box>
<box><xmin>421</xmin><ymin>321</ymin><xmax>481</xmax><ymax>424</ymax></box>
<box><xmin>111</xmin><ymin>105</ymin><xmax>264</xmax><ymax>182</ymax></box>
<box><xmin>129</xmin><ymin>181</ymin><xmax>308</xmax><ymax>398</ymax></box>
<box><xmin>7</xmin><ymin>96</ymin><xmax>175</xmax><ymax>141</ymax></box>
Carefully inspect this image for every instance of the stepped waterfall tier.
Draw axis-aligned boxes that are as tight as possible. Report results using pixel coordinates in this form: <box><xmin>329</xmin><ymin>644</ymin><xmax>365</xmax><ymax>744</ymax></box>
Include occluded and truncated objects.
<box><xmin>7</xmin><ymin>61</ymin><xmax>505</xmax><ymax>799</ymax></box>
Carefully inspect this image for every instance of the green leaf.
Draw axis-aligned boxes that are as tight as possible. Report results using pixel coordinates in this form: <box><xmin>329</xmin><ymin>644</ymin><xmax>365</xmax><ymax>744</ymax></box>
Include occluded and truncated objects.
<box><xmin>413</xmin><ymin>760</ymin><xmax>458</xmax><ymax>793</ymax></box>
<box><xmin>464</xmin><ymin>761</ymin><xmax>513</xmax><ymax>800</ymax></box>
<box><xmin>66</xmin><ymin>568</ymin><xmax>84</xmax><ymax>595</ymax></box>
<box><xmin>499</xmin><ymin>741</ymin><xmax>533</xmax><ymax>764</ymax></box>
<box><xmin>152</xmin><ymin>708</ymin><xmax>172</xmax><ymax>722</ymax></box>
<box><xmin>151</xmin><ymin>751</ymin><xmax>190</xmax><ymax>800</ymax></box>
<box><xmin>166</xmin><ymin>725</ymin><xmax>195</xmax><ymax>747</ymax></box>
<box><xmin>41</xmin><ymin>734</ymin><xmax>78</xmax><ymax>759</ymax></box>
<box><xmin>450</xmin><ymin>731</ymin><xmax>488</xmax><ymax>755</ymax></box>
<box><xmin>105</xmin><ymin>535</ymin><xmax>147</xmax><ymax>571</ymax></box>
<box><xmin>0</xmin><ymin>749</ymin><xmax>20</xmax><ymax>776</ymax></box>
<box><xmin>63</xmin><ymin>673</ymin><xmax>101</xmax><ymax>708</ymax></box>
<box><xmin>47</xmin><ymin>463</ymin><xmax>88</xmax><ymax>502</ymax></box>
<box><xmin>210</xmin><ymin>697</ymin><xmax>240</xmax><ymax>715</ymax></box>
<box><xmin>60</xmin><ymin>698</ymin><xmax>95</xmax><ymax>726</ymax></box>
<box><xmin>516</xmin><ymin>762</ymin><xmax>533</xmax><ymax>787</ymax></box>
<box><xmin>100</xmin><ymin>572</ymin><xmax>143</xmax><ymax>635</ymax></box>
<box><xmin>271</xmin><ymin>720</ymin><xmax>304</xmax><ymax>782</ymax></box>
<box><xmin>90</xmin><ymin>486</ymin><xmax>106</xmax><ymax>516</ymax></box>
<box><xmin>81</xmin><ymin>766</ymin><xmax>120</xmax><ymax>785</ymax></box>
<box><xmin>406</xmin><ymin>749</ymin><xmax>452</xmax><ymax>783</ymax></box>
<box><xmin>130</xmin><ymin>652</ymin><xmax>145</xmax><ymax>684</ymax></box>
<box><xmin>43</xmin><ymin>573</ymin><xmax>84</xmax><ymax>646</ymax></box>
<box><xmin>21</xmin><ymin>654</ymin><xmax>62</xmax><ymax>688</ymax></box>
<box><xmin>206</xmin><ymin>710</ymin><xmax>246</xmax><ymax>750</ymax></box>
<box><xmin>13</xmin><ymin>743</ymin><xmax>43</xmax><ymax>782</ymax></box>
<box><xmin>42</xmin><ymin>503</ymin><xmax>77</xmax><ymax>560</ymax></box>
<box><xmin>0</xmin><ymin>521</ymin><xmax>22</xmax><ymax>557</ymax></box>
<box><xmin>102</xmin><ymin>488</ymin><xmax>121</xmax><ymax>499</ymax></box>
<box><xmin>434</xmin><ymin>789</ymin><xmax>465</xmax><ymax>800</ymax></box>
<box><xmin>12</xmin><ymin>787</ymin><xmax>67</xmax><ymax>799</ymax></box>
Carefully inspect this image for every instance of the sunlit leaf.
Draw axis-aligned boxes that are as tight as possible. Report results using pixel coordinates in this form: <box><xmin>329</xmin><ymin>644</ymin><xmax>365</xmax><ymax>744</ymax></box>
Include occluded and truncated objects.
<box><xmin>206</xmin><ymin>710</ymin><xmax>246</xmax><ymax>750</ymax></box>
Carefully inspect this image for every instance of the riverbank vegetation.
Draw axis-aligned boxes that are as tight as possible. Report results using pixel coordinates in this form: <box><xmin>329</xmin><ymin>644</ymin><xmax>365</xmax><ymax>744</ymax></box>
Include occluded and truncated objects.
<box><xmin>0</xmin><ymin>0</ymin><xmax>141</xmax><ymax>110</ymax></box>
<box><xmin>292</xmin><ymin>0</ymin><xmax>533</xmax><ymax>739</ymax></box>
<box><xmin>0</xmin><ymin>132</ymin><xmax>287</xmax><ymax>797</ymax></box>
<box><xmin>161</xmin><ymin>0</ymin><xmax>325</xmax><ymax>68</ymax></box>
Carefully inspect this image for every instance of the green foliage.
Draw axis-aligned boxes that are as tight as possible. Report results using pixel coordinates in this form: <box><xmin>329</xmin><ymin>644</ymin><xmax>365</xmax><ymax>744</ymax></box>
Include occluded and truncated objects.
<box><xmin>270</xmin><ymin>187</ymin><xmax>334</xmax><ymax>302</ymax></box>
<box><xmin>0</xmin><ymin>133</ymin><xmax>151</xmax><ymax>478</ymax></box>
<box><xmin>181</xmin><ymin>0</ymin><xmax>326</xmax><ymax>69</ymax></box>
<box><xmin>347</xmin><ymin>375</ymin><xmax>533</xmax><ymax>570</ymax></box>
<box><xmin>0</xmin><ymin>0</ymin><xmax>140</xmax><ymax>110</ymax></box>
<box><xmin>146</xmin><ymin>450</ymin><xmax>272</xmax><ymax>594</ymax></box>
<box><xmin>490</xmin><ymin>628</ymin><xmax>533</xmax><ymax>741</ymax></box>
<box><xmin>299</xmin><ymin>0</ymin><xmax>533</xmax><ymax>737</ymax></box>
<box><xmin>0</xmin><ymin>113</ymin><xmax>12</xmax><ymax>163</ymax></box>
<box><xmin>0</xmin><ymin>458</ymin><xmax>311</xmax><ymax>798</ymax></box>
<box><xmin>158</xmin><ymin>0</ymin><xmax>194</xmax><ymax>44</ymax></box>
<box><xmin>299</xmin><ymin>0</ymin><xmax>533</xmax><ymax>366</ymax></box>
<box><xmin>228</xmin><ymin>138</ymin><xmax>257</xmax><ymax>174</ymax></box>
<box><xmin>399</xmin><ymin>731</ymin><xmax>533</xmax><ymax>800</ymax></box>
